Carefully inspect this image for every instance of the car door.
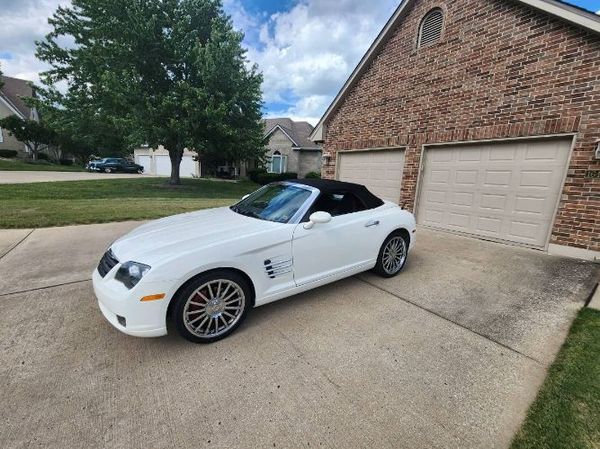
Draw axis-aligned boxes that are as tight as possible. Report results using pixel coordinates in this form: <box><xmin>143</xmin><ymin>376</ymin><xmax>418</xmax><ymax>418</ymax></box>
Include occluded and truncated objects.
<box><xmin>292</xmin><ymin>191</ymin><xmax>385</xmax><ymax>286</ymax></box>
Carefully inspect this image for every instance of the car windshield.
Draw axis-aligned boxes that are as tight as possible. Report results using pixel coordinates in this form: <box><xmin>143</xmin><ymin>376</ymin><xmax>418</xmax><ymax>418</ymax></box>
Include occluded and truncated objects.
<box><xmin>231</xmin><ymin>184</ymin><xmax>312</xmax><ymax>223</ymax></box>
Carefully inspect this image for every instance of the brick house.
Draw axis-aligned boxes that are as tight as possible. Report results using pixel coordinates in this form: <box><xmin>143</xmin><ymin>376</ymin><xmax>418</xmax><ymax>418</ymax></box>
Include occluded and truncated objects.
<box><xmin>311</xmin><ymin>0</ymin><xmax>600</xmax><ymax>260</ymax></box>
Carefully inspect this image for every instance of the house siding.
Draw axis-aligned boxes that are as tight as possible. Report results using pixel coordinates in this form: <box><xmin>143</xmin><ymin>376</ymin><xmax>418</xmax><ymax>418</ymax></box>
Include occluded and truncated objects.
<box><xmin>0</xmin><ymin>100</ymin><xmax>27</xmax><ymax>156</ymax></box>
<box><xmin>322</xmin><ymin>0</ymin><xmax>600</xmax><ymax>252</ymax></box>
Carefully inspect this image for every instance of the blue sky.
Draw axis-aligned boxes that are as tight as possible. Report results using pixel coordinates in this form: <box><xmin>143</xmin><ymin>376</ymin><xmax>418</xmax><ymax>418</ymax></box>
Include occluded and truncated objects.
<box><xmin>1</xmin><ymin>0</ymin><xmax>599</xmax><ymax>124</ymax></box>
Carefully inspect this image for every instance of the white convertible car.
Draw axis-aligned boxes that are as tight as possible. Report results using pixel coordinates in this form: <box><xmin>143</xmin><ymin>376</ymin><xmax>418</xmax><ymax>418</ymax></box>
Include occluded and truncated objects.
<box><xmin>93</xmin><ymin>179</ymin><xmax>416</xmax><ymax>343</ymax></box>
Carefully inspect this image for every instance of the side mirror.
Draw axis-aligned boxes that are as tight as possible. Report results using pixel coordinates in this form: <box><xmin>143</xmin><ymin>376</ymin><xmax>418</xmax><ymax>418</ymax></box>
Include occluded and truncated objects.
<box><xmin>242</xmin><ymin>194</ymin><xmax>250</xmax><ymax>200</ymax></box>
<box><xmin>303</xmin><ymin>211</ymin><xmax>332</xmax><ymax>230</ymax></box>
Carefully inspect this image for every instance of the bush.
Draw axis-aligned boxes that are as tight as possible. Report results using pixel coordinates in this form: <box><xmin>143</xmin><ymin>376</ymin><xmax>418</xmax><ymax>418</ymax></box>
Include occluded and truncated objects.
<box><xmin>0</xmin><ymin>149</ymin><xmax>18</xmax><ymax>158</ymax></box>
<box><xmin>37</xmin><ymin>153</ymin><xmax>49</xmax><ymax>160</ymax></box>
<box><xmin>247</xmin><ymin>168</ymin><xmax>267</xmax><ymax>183</ymax></box>
<box><xmin>59</xmin><ymin>159</ymin><xmax>74</xmax><ymax>166</ymax></box>
<box><xmin>256</xmin><ymin>172</ymin><xmax>298</xmax><ymax>185</ymax></box>
<box><xmin>304</xmin><ymin>171</ymin><xmax>321</xmax><ymax>179</ymax></box>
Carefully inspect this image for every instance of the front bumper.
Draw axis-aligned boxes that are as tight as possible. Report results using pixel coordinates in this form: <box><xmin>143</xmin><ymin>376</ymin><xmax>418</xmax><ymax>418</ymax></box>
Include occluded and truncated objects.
<box><xmin>92</xmin><ymin>268</ymin><xmax>170</xmax><ymax>338</ymax></box>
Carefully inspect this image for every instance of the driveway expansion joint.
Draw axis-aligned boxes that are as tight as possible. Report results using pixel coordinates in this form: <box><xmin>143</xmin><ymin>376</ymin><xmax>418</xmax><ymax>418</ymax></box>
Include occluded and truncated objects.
<box><xmin>0</xmin><ymin>229</ymin><xmax>35</xmax><ymax>260</ymax></box>
<box><xmin>355</xmin><ymin>275</ymin><xmax>544</xmax><ymax>365</ymax></box>
<box><xmin>0</xmin><ymin>278</ymin><xmax>92</xmax><ymax>297</ymax></box>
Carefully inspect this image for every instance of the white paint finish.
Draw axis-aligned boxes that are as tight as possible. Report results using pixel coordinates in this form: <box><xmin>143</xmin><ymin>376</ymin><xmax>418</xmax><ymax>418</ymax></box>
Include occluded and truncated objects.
<box><xmin>337</xmin><ymin>149</ymin><xmax>405</xmax><ymax>203</ymax></box>
<box><xmin>92</xmin><ymin>189</ymin><xmax>416</xmax><ymax>337</ymax></box>
<box><xmin>179</xmin><ymin>156</ymin><xmax>196</xmax><ymax>178</ymax></box>
<box><xmin>417</xmin><ymin>138</ymin><xmax>572</xmax><ymax>248</ymax></box>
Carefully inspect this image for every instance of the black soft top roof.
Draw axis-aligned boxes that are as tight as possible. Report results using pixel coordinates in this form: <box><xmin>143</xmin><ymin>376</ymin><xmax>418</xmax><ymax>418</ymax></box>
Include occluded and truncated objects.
<box><xmin>288</xmin><ymin>178</ymin><xmax>385</xmax><ymax>209</ymax></box>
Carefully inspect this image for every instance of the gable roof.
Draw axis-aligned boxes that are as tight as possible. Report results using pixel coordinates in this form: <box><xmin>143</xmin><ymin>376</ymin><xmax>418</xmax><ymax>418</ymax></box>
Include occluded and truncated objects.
<box><xmin>263</xmin><ymin>117</ymin><xmax>320</xmax><ymax>149</ymax></box>
<box><xmin>310</xmin><ymin>0</ymin><xmax>600</xmax><ymax>142</ymax></box>
<box><xmin>0</xmin><ymin>75</ymin><xmax>35</xmax><ymax>119</ymax></box>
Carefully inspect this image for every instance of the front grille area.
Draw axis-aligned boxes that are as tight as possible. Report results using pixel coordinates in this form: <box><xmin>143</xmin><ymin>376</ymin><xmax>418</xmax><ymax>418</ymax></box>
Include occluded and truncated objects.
<box><xmin>98</xmin><ymin>249</ymin><xmax>119</xmax><ymax>277</ymax></box>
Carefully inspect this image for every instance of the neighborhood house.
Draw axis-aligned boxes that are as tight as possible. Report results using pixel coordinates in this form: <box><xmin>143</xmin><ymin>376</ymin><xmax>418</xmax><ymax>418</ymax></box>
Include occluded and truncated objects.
<box><xmin>0</xmin><ymin>76</ymin><xmax>39</xmax><ymax>157</ymax></box>
<box><xmin>312</xmin><ymin>0</ymin><xmax>600</xmax><ymax>261</ymax></box>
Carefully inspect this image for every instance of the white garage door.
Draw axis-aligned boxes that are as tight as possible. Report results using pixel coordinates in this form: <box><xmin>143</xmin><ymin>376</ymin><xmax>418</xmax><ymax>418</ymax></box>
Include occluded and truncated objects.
<box><xmin>417</xmin><ymin>138</ymin><xmax>572</xmax><ymax>248</ymax></box>
<box><xmin>155</xmin><ymin>155</ymin><xmax>196</xmax><ymax>178</ymax></box>
<box><xmin>135</xmin><ymin>155</ymin><xmax>152</xmax><ymax>174</ymax></box>
<box><xmin>337</xmin><ymin>149</ymin><xmax>405</xmax><ymax>203</ymax></box>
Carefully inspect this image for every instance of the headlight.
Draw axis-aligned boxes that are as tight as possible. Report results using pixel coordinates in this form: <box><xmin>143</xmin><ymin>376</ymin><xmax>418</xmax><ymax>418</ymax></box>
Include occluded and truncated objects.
<box><xmin>115</xmin><ymin>261</ymin><xmax>151</xmax><ymax>289</ymax></box>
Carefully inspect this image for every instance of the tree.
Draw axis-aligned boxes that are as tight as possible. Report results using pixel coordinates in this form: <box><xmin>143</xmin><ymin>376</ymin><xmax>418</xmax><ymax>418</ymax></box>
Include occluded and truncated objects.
<box><xmin>36</xmin><ymin>0</ymin><xmax>264</xmax><ymax>184</ymax></box>
<box><xmin>0</xmin><ymin>115</ymin><xmax>56</xmax><ymax>161</ymax></box>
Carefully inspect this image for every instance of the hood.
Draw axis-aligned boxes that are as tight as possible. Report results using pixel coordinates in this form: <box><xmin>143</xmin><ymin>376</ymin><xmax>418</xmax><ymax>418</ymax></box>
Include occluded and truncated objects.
<box><xmin>111</xmin><ymin>207</ymin><xmax>282</xmax><ymax>265</ymax></box>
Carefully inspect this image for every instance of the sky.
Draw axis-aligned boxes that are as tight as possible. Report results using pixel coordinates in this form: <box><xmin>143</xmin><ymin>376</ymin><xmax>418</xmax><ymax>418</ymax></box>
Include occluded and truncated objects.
<box><xmin>0</xmin><ymin>0</ymin><xmax>599</xmax><ymax>125</ymax></box>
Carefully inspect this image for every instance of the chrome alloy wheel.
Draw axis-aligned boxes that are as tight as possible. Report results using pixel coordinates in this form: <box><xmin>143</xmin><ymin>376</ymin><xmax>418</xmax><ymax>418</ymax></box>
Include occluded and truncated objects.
<box><xmin>183</xmin><ymin>279</ymin><xmax>246</xmax><ymax>337</ymax></box>
<box><xmin>382</xmin><ymin>236</ymin><xmax>407</xmax><ymax>275</ymax></box>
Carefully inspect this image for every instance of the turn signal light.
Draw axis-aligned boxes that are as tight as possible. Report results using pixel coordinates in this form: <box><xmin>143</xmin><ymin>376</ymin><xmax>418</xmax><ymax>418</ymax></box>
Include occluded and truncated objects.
<box><xmin>140</xmin><ymin>293</ymin><xmax>166</xmax><ymax>302</ymax></box>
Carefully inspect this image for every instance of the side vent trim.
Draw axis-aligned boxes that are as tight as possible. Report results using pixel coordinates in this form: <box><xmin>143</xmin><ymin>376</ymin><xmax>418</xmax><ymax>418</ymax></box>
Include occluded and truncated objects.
<box><xmin>264</xmin><ymin>257</ymin><xmax>293</xmax><ymax>279</ymax></box>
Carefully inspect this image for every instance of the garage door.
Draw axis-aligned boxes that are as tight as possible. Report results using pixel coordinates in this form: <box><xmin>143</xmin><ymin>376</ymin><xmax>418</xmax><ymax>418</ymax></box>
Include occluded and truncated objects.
<box><xmin>337</xmin><ymin>149</ymin><xmax>404</xmax><ymax>203</ymax></box>
<box><xmin>417</xmin><ymin>138</ymin><xmax>572</xmax><ymax>248</ymax></box>
<box><xmin>135</xmin><ymin>155</ymin><xmax>152</xmax><ymax>174</ymax></box>
<box><xmin>155</xmin><ymin>155</ymin><xmax>196</xmax><ymax>178</ymax></box>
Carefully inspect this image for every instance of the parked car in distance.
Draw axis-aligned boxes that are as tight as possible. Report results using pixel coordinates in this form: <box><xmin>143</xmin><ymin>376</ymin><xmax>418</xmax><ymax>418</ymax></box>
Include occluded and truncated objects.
<box><xmin>87</xmin><ymin>158</ymin><xmax>144</xmax><ymax>174</ymax></box>
<box><xmin>93</xmin><ymin>179</ymin><xmax>417</xmax><ymax>343</ymax></box>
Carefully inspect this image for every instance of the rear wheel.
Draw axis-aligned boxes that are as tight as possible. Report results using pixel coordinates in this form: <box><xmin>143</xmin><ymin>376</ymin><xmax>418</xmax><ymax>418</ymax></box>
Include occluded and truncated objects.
<box><xmin>137</xmin><ymin>168</ymin><xmax>143</xmax><ymax>174</ymax></box>
<box><xmin>373</xmin><ymin>231</ymin><xmax>409</xmax><ymax>278</ymax></box>
<box><xmin>173</xmin><ymin>270</ymin><xmax>251</xmax><ymax>343</ymax></box>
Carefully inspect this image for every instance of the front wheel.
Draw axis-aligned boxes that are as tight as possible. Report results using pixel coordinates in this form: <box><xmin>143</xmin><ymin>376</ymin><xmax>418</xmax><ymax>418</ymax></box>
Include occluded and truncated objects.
<box><xmin>372</xmin><ymin>231</ymin><xmax>409</xmax><ymax>278</ymax></box>
<box><xmin>173</xmin><ymin>270</ymin><xmax>252</xmax><ymax>343</ymax></box>
<box><xmin>104</xmin><ymin>167</ymin><xmax>112</xmax><ymax>173</ymax></box>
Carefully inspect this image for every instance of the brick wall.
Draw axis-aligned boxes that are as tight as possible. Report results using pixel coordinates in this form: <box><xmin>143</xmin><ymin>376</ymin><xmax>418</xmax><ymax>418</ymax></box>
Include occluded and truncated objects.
<box><xmin>322</xmin><ymin>0</ymin><xmax>600</xmax><ymax>251</ymax></box>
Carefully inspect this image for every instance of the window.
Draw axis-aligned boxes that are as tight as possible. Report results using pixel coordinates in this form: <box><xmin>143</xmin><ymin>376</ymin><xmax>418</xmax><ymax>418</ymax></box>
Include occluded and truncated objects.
<box><xmin>310</xmin><ymin>191</ymin><xmax>367</xmax><ymax>217</ymax></box>
<box><xmin>231</xmin><ymin>183</ymin><xmax>312</xmax><ymax>223</ymax></box>
<box><xmin>268</xmin><ymin>151</ymin><xmax>288</xmax><ymax>174</ymax></box>
<box><xmin>418</xmin><ymin>8</ymin><xmax>444</xmax><ymax>48</ymax></box>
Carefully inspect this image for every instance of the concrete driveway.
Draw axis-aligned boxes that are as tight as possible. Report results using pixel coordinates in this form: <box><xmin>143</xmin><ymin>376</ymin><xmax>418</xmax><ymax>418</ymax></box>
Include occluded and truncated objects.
<box><xmin>0</xmin><ymin>171</ymin><xmax>157</xmax><ymax>184</ymax></box>
<box><xmin>0</xmin><ymin>223</ymin><xmax>596</xmax><ymax>449</ymax></box>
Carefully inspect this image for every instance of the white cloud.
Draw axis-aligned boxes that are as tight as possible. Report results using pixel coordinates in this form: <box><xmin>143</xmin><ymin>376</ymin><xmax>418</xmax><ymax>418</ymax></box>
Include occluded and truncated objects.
<box><xmin>238</xmin><ymin>0</ymin><xmax>399</xmax><ymax>124</ymax></box>
<box><xmin>0</xmin><ymin>0</ymin><xmax>69</xmax><ymax>82</ymax></box>
<box><xmin>0</xmin><ymin>0</ymin><xmax>400</xmax><ymax>125</ymax></box>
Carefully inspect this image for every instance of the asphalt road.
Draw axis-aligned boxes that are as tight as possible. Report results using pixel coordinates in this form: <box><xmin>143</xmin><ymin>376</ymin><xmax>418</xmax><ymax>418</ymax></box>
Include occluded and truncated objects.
<box><xmin>0</xmin><ymin>222</ymin><xmax>596</xmax><ymax>449</ymax></box>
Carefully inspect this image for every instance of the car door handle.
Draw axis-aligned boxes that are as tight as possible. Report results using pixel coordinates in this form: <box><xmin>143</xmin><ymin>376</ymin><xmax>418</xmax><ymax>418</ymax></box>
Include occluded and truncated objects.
<box><xmin>365</xmin><ymin>220</ymin><xmax>380</xmax><ymax>228</ymax></box>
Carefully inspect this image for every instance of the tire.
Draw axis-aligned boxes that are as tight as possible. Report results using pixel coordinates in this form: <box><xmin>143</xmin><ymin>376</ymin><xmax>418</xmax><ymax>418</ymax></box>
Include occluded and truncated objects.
<box><xmin>104</xmin><ymin>168</ymin><xmax>112</xmax><ymax>173</ymax></box>
<box><xmin>372</xmin><ymin>231</ymin><xmax>409</xmax><ymax>278</ymax></box>
<box><xmin>137</xmin><ymin>169</ymin><xmax>143</xmax><ymax>174</ymax></box>
<box><xmin>173</xmin><ymin>270</ymin><xmax>252</xmax><ymax>343</ymax></box>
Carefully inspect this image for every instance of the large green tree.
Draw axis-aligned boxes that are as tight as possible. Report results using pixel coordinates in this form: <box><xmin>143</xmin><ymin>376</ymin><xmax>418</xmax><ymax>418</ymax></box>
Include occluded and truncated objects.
<box><xmin>36</xmin><ymin>0</ymin><xmax>264</xmax><ymax>184</ymax></box>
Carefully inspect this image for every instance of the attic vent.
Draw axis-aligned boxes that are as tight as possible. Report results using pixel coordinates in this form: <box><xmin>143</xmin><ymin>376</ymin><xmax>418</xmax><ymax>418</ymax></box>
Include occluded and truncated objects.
<box><xmin>418</xmin><ymin>8</ymin><xmax>444</xmax><ymax>48</ymax></box>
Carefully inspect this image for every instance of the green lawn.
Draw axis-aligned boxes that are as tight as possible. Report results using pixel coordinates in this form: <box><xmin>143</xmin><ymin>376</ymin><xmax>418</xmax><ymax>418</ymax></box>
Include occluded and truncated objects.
<box><xmin>511</xmin><ymin>308</ymin><xmax>600</xmax><ymax>449</ymax></box>
<box><xmin>0</xmin><ymin>177</ymin><xmax>258</xmax><ymax>228</ymax></box>
<box><xmin>0</xmin><ymin>158</ymin><xmax>85</xmax><ymax>172</ymax></box>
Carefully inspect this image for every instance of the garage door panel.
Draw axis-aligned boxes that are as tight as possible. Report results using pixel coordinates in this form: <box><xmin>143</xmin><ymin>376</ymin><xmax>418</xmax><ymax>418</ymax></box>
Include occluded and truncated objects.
<box><xmin>417</xmin><ymin>138</ymin><xmax>571</xmax><ymax>248</ymax></box>
<box><xmin>338</xmin><ymin>150</ymin><xmax>404</xmax><ymax>203</ymax></box>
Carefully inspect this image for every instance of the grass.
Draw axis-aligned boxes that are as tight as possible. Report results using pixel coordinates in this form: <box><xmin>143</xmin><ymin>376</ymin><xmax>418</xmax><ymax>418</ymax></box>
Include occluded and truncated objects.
<box><xmin>0</xmin><ymin>158</ymin><xmax>85</xmax><ymax>172</ymax></box>
<box><xmin>0</xmin><ymin>177</ymin><xmax>258</xmax><ymax>228</ymax></box>
<box><xmin>511</xmin><ymin>308</ymin><xmax>600</xmax><ymax>449</ymax></box>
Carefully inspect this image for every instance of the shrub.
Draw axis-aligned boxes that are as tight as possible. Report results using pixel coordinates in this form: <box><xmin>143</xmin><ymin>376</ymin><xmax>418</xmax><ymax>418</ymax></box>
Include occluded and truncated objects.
<box><xmin>247</xmin><ymin>168</ymin><xmax>267</xmax><ymax>183</ymax></box>
<box><xmin>304</xmin><ymin>171</ymin><xmax>321</xmax><ymax>179</ymax></box>
<box><xmin>0</xmin><ymin>149</ymin><xmax>18</xmax><ymax>158</ymax></box>
<box><xmin>59</xmin><ymin>159</ymin><xmax>74</xmax><ymax>166</ymax></box>
<box><xmin>37</xmin><ymin>153</ymin><xmax>50</xmax><ymax>160</ymax></box>
<box><xmin>256</xmin><ymin>172</ymin><xmax>298</xmax><ymax>185</ymax></box>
